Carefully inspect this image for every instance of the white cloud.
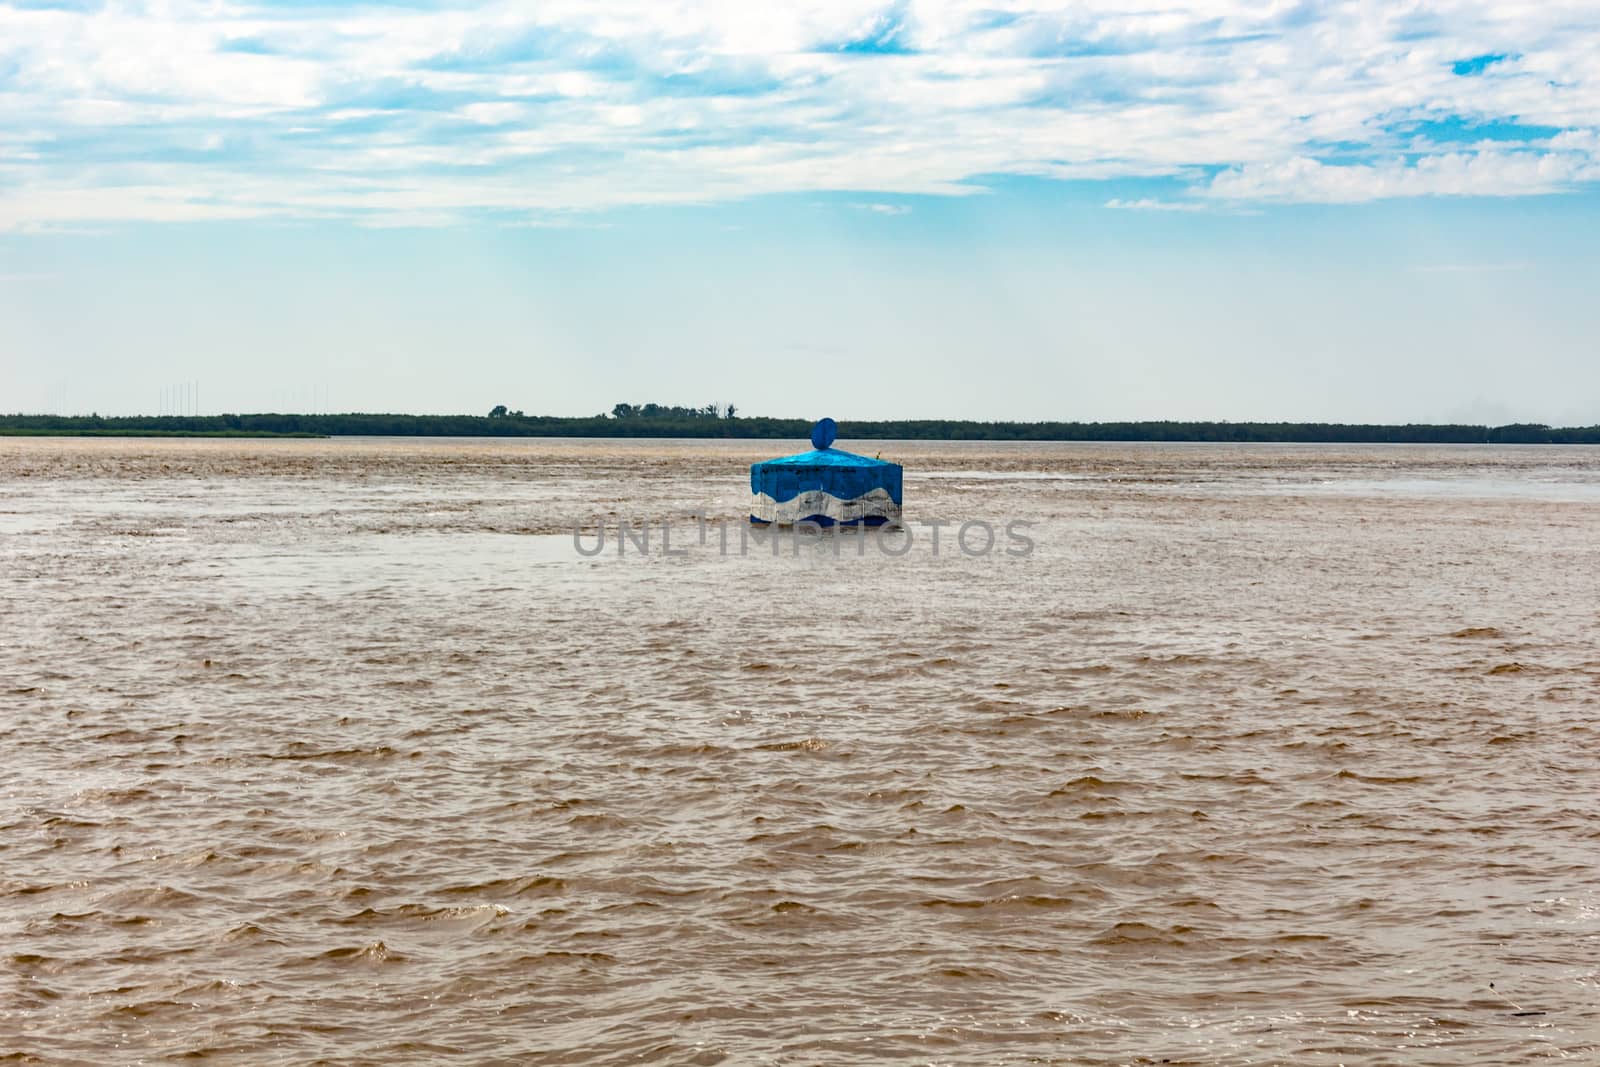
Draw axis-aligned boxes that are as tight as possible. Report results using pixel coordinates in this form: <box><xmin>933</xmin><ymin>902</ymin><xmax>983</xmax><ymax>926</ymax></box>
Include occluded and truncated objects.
<box><xmin>0</xmin><ymin>0</ymin><xmax>1598</xmax><ymax>228</ymax></box>
<box><xmin>1205</xmin><ymin>148</ymin><xmax>1600</xmax><ymax>203</ymax></box>
<box><xmin>1104</xmin><ymin>197</ymin><xmax>1207</xmax><ymax>212</ymax></box>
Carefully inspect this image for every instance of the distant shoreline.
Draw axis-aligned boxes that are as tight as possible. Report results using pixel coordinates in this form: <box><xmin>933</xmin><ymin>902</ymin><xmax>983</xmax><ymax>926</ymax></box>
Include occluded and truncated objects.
<box><xmin>0</xmin><ymin>427</ymin><xmax>323</xmax><ymax>439</ymax></box>
<box><xmin>3</xmin><ymin>413</ymin><xmax>1597</xmax><ymax>445</ymax></box>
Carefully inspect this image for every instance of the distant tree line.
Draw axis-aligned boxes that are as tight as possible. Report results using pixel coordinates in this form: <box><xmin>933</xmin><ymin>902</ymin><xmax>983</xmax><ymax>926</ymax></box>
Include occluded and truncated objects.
<box><xmin>608</xmin><ymin>402</ymin><xmax>737</xmax><ymax>420</ymax></box>
<box><xmin>4</xmin><ymin>411</ymin><xmax>1600</xmax><ymax>444</ymax></box>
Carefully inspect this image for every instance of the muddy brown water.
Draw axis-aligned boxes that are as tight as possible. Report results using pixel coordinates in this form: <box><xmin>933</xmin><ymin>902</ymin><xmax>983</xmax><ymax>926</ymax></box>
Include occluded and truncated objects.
<box><xmin>2</xmin><ymin>436</ymin><xmax>1597</xmax><ymax>1064</ymax></box>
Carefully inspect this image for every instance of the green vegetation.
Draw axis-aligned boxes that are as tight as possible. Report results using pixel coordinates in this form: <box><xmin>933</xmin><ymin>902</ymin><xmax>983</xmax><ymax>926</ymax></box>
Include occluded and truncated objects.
<box><xmin>0</xmin><ymin>422</ymin><xmax>322</xmax><ymax>438</ymax></box>
<box><xmin>3</xmin><ymin>411</ymin><xmax>1599</xmax><ymax>444</ymax></box>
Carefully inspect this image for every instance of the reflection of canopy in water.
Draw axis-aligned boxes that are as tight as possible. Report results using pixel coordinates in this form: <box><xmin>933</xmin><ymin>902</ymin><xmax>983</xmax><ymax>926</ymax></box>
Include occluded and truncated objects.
<box><xmin>749</xmin><ymin>419</ymin><xmax>902</xmax><ymax>527</ymax></box>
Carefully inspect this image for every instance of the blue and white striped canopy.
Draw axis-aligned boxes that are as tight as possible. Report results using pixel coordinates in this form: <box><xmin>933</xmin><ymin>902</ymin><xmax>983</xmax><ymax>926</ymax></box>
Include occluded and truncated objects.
<box><xmin>749</xmin><ymin>420</ymin><xmax>903</xmax><ymax>526</ymax></box>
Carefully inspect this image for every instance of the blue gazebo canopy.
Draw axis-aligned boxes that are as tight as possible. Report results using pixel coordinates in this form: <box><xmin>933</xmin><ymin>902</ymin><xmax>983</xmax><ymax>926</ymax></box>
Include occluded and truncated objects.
<box><xmin>749</xmin><ymin>418</ymin><xmax>903</xmax><ymax>526</ymax></box>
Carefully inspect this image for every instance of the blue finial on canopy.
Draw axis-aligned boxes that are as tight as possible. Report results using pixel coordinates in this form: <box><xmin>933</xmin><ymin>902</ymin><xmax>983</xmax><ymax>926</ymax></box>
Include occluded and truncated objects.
<box><xmin>810</xmin><ymin>417</ymin><xmax>838</xmax><ymax>450</ymax></box>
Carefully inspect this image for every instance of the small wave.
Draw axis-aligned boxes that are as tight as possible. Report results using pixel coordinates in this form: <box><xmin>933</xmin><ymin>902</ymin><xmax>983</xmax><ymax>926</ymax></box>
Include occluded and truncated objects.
<box><xmin>1079</xmin><ymin>809</ymin><xmax>1144</xmax><ymax>821</ymax></box>
<box><xmin>1089</xmin><ymin>921</ymin><xmax>1191</xmax><ymax>946</ymax></box>
<box><xmin>513</xmin><ymin>950</ymin><xmax>616</xmax><ymax>964</ymax></box>
<box><xmin>1166</xmin><ymin>897</ymin><xmax>1226</xmax><ymax>912</ymax></box>
<box><xmin>1048</xmin><ymin>774</ymin><xmax>1132</xmax><ymax>796</ymax></box>
<box><xmin>1488</xmin><ymin>732</ymin><xmax>1534</xmax><ymax>744</ymax></box>
<box><xmin>1451</xmin><ymin>626</ymin><xmax>1502</xmax><ymax>638</ymax></box>
<box><xmin>756</xmin><ymin>738</ymin><xmax>830</xmax><ymax>753</ymax></box>
<box><xmin>1180</xmin><ymin>770</ymin><xmax>1270</xmax><ymax>784</ymax></box>
<box><xmin>919</xmin><ymin>894</ymin><xmax>1077</xmax><ymax>911</ymax></box>
<box><xmin>770</xmin><ymin>900</ymin><xmax>816</xmax><ymax>914</ymax></box>
<box><xmin>1335</xmin><ymin>769</ymin><xmax>1427</xmax><ymax>784</ymax></box>
<box><xmin>96</xmin><ymin>886</ymin><xmax>203</xmax><ymax>910</ymax></box>
<box><xmin>220</xmin><ymin>923</ymin><xmax>280</xmax><ymax>944</ymax></box>
<box><xmin>340</xmin><ymin>903</ymin><xmax>510</xmax><ymax>925</ymax></box>
<box><xmin>318</xmin><ymin>940</ymin><xmax>402</xmax><ymax>963</ymax></box>
<box><xmin>1135</xmin><ymin>653</ymin><xmax>1211</xmax><ymax>666</ymax></box>
<box><xmin>5</xmin><ymin>881</ymin><xmax>79</xmax><ymax>897</ymax></box>
<box><xmin>438</xmin><ymin>875</ymin><xmax>565</xmax><ymax>899</ymax></box>
<box><xmin>263</xmin><ymin>744</ymin><xmax>407</xmax><ymax>762</ymax></box>
<box><xmin>933</xmin><ymin>966</ymin><xmax>1007</xmax><ymax>980</ymax></box>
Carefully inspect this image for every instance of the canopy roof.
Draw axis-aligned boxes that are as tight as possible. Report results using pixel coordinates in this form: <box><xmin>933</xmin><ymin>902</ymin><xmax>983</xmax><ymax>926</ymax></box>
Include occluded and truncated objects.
<box><xmin>751</xmin><ymin>419</ymin><xmax>902</xmax><ymax>509</ymax></box>
<box><xmin>753</xmin><ymin>446</ymin><xmax>895</xmax><ymax>469</ymax></box>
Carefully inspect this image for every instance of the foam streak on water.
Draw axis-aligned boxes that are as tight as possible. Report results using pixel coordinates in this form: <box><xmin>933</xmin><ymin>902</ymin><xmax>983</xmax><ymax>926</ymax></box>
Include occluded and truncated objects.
<box><xmin>1</xmin><ymin>437</ymin><xmax>1597</xmax><ymax>1064</ymax></box>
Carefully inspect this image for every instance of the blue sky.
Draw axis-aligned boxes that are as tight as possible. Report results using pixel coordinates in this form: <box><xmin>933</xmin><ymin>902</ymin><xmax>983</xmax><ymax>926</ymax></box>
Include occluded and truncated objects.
<box><xmin>2</xmin><ymin>0</ymin><xmax>1599</xmax><ymax>422</ymax></box>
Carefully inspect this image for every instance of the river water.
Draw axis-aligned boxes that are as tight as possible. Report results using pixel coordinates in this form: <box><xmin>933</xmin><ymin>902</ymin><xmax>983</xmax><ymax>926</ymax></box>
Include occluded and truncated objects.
<box><xmin>2</xmin><ymin>436</ymin><xmax>1597</xmax><ymax>1064</ymax></box>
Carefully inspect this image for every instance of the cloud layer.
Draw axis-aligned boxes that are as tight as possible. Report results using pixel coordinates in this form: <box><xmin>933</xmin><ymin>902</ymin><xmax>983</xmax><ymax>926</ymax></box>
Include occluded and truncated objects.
<box><xmin>1</xmin><ymin>0</ymin><xmax>1598</xmax><ymax>229</ymax></box>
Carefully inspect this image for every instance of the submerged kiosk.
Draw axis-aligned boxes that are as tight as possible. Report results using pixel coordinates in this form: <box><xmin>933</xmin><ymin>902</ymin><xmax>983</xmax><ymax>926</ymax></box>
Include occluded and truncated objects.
<box><xmin>749</xmin><ymin>418</ymin><xmax>902</xmax><ymax>527</ymax></box>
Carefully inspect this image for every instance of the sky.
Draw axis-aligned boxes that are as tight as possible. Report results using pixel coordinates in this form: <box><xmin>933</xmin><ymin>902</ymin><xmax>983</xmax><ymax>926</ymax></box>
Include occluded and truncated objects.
<box><xmin>1</xmin><ymin>0</ymin><xmax>1599</xmax><ymax>423</ymax></box>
